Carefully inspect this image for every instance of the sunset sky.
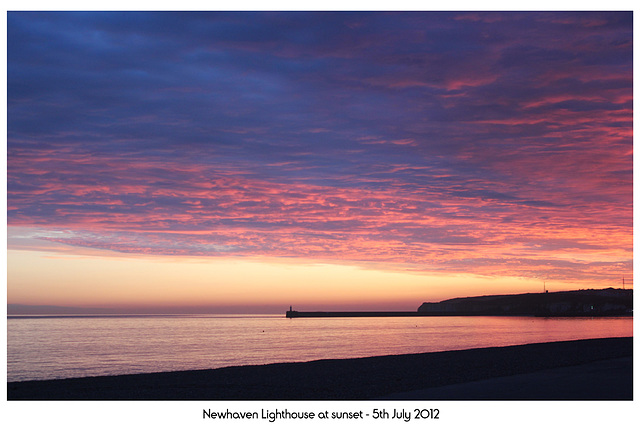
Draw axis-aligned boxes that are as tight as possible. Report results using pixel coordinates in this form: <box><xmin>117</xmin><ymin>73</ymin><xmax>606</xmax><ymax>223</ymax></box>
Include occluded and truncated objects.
<box><xmin>6</xmin><ymin>11</ymin><xmax>633</xmax><ymax>313</ymax></box>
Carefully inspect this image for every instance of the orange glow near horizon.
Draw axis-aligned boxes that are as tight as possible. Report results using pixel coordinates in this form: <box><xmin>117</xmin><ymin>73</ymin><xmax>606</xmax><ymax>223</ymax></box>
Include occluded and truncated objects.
<box><xmin>7</xmin><ymin>244</ymin><xmax>618</xmax><ymax>314</ymax></box>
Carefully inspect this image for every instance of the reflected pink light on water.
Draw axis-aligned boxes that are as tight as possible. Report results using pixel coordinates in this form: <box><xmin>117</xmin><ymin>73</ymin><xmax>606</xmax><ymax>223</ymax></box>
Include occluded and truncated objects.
<box><xmin>7</xmin><ymin>315</ymin><xmax>632</xmax><ymax>382</ymax></box>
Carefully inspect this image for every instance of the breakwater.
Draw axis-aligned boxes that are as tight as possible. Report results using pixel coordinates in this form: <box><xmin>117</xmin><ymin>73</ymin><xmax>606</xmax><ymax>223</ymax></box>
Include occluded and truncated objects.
<box><xmin>286</xmin><ymin>311</ymin><xmax>423</xmax><ymax>318</ymax></box>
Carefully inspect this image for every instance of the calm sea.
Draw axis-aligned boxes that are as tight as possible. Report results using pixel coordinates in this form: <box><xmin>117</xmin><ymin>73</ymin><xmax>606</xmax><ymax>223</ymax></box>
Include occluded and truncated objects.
<box><xmin>6</xmin><ymin>314</ymin><xmax>633</xmax><ymax>382</ymax></box>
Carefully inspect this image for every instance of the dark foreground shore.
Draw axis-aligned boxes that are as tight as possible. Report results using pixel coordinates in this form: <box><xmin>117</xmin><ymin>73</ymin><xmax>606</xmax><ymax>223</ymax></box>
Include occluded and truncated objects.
<box><xmin>7</xmin><ymin>337</ymin><xmax>632</xmax><ymax>400</ymax></box>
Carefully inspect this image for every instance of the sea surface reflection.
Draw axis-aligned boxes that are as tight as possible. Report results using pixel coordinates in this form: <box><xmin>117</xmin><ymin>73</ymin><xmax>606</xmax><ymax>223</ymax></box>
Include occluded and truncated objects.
<box><xmin>7</xmin><ymin>314</ymin><xmax>632</xmax><ymax>382</ymax></box>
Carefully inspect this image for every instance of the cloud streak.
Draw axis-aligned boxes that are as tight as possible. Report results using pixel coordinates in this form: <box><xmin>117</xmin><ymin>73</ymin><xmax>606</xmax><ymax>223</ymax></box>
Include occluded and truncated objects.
<box><xmin>7</xmin><ymin>11</ymin><xmax>632</xmax><ymax>285</ymax></box>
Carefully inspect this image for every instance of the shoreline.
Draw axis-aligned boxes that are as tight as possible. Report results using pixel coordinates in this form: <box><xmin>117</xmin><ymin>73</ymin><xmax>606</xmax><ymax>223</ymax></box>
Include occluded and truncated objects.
<box><xmin>7</xmin><ymin>337</ymin><xmax>632</xmax><ymax>400</ymax></box>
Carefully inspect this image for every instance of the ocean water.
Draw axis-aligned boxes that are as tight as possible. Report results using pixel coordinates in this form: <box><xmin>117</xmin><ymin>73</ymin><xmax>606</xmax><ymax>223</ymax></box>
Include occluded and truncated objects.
<box><xmin>7</xmin><ymin>314</ymin><xmax>633</xmax><ymax>382</ymax></box>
